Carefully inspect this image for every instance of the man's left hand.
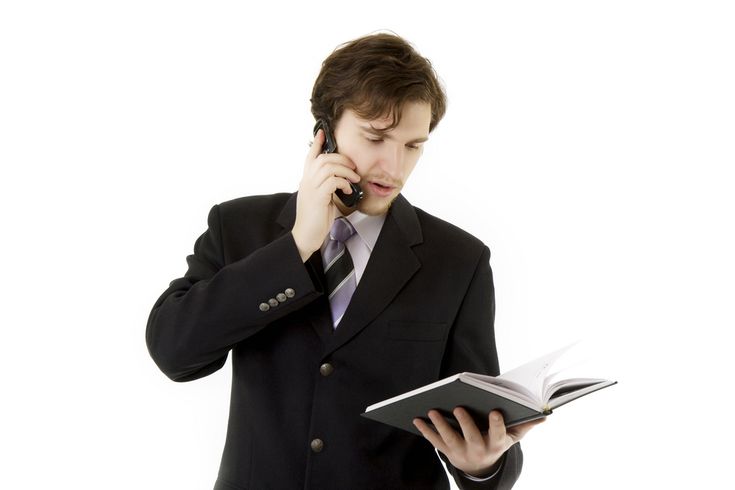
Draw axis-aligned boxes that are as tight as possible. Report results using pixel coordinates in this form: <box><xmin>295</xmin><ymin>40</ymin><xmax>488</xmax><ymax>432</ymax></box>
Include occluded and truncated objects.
<box><xmin>413</xmin><ymin>407</ymin><xmax>544</xmax><ymax>478</ymax></box>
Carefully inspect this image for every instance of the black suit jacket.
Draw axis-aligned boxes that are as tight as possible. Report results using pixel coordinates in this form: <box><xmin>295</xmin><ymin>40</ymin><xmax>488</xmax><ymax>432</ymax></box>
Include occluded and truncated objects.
<box><xmin>146</xmin><ymin>192</ymin><xmax>522</xmax><ymax>489</ymax></box>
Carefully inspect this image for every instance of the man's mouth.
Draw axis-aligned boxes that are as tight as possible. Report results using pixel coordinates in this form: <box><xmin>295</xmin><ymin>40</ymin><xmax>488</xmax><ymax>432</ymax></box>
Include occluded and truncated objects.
<box><xmin>367</xmin><ymin>181</ymin><xmax>396</xmax><ymax>197</ymax></box>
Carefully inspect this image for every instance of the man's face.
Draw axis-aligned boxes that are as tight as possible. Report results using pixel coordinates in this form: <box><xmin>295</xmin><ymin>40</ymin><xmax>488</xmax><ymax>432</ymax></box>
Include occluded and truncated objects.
<box><xmin>333</xmin><ymin>101</ymin><xmax>432</xmax><ymax>216</ymax></box>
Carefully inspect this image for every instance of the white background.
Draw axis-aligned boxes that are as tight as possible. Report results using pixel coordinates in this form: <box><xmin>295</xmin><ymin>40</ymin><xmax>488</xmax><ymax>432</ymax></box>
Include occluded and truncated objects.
<box><xmin>2</xmin><ymin>1</ymin><xmax>733</xmax><ymax>488</ymax></box>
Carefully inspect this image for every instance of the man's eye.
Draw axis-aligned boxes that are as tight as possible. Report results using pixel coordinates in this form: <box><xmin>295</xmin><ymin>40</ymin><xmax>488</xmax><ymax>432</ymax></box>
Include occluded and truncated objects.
<box><xmin>406</xmin><ymin>144</ymin><xmax>419</xmax><ymax>150</ymax></box>
<box><xmin>367</xmin><ymin>137</ymin><xmax>383</xmax><ymax>143</ymax></box>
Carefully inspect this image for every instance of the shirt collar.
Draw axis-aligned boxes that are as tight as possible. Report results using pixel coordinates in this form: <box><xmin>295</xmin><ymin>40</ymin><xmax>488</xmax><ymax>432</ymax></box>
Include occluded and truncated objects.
<box><xmin>337</xmin><ymin>210</ymin><xmax>386</xmax><ymax>252</ymax></box>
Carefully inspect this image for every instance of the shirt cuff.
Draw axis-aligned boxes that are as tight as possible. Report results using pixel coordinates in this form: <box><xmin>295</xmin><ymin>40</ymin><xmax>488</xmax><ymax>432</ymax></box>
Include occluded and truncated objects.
<box><xmin>460</xmin><ymin>454</ymin><xmax>505</xmax><ymax>482</ymax></box>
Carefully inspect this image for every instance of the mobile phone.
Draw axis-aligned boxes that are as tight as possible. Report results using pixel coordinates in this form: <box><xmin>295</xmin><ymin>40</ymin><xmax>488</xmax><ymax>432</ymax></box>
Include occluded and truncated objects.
<box><xmin>313</xmin><ymin>119</ymin><xmax>363</xmax><ymax>208</ymax></box>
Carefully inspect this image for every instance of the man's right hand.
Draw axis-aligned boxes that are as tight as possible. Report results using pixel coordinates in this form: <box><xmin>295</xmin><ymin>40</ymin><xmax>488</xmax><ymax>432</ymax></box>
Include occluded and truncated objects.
<box><xmin>291</xmin><ymin>128</ymin><xmax>361</xmax><ymax>262</ymax></box>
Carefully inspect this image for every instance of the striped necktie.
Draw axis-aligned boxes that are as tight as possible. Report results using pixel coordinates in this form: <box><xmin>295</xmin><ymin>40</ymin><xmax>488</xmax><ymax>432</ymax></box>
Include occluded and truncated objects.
<box><xmin>323</xmin><ymin>217</ymin><xmax>357</xmax><ymax>328</ymax></box>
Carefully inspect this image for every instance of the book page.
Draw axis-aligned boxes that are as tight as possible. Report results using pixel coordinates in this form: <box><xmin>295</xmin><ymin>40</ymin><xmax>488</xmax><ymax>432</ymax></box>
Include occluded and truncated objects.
<box><xmin>547</xmin><ymin>379</ymin><xmax>617</xmax><ymax>410</ymax></box>
<box><xmin>463</xmin><ymin>373</ymin><xmax>537</xmax><ymax>406</ymax></box>
<box><xmin>544</xmin><ymin>378</ymin><xmax>608</xmax><ymax>403</ymax></box>
<box><xmin>497</xmin><ymin>344</ymin><xmax>576</xmax><ymax>403</ymax></box>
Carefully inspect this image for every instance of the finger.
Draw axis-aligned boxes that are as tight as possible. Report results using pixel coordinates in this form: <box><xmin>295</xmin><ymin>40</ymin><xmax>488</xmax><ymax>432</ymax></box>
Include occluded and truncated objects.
<box><xmin>313</xmin><ymin>152</ymin><xmax>358</xmax><ymax>173</ymax></box>
<box><xmin>453</xmin><ymin>407</ymin><xmax>484</xmax><ymax>446</ymax></box>
<box><xmin>321</xmin><ymin>160</ymin><xmax>361</xmax><ymax>181</ymax></box>
<box><xmin>314</xmin><ymin>162</ymin><xmax>361</xmax><ymax>186</ymax></box>
<box><xmin>336</xmin><ymin>152</ymin><xmax>357</xmax><ymax>170</ymax></box>
<box><xmin>413</xmin><ymin>418</ymin><xmax>448</xmax><ymax>454</ymax></box>
<box><xmin>313</xmin><ymin>171</ymin><xmax>359</xmax><ymax>199</ymax></box>
<box><xmin>307</xmin><ymin>128</ymin><xmax>325</xmax><ymax>161</ymax></box>
<box><xmin>320</xmin><ymin>176</ymin><xmax>354</xmax><ymax>196</ymax></box>
<box><xmin>487</xmin><ymin>411</ymin><xmax>508</xmax><ymax>450</ymax></box>
<box><xmin>427</xmin><ymin>410</ymin><xmax>463</xmax><ymax>449</ymax></box>
<box><xmin>338</xmin><ymin>181</ymin><xmax>353</xmax><ymax>194</ymax></box>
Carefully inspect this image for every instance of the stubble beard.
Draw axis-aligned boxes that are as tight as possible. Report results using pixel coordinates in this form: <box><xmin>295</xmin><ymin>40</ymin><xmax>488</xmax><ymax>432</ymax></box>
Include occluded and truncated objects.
<box><xmin>357</xmin><ymin>192</ymin><xmax>400</xmax><ymax>216</ymax></box>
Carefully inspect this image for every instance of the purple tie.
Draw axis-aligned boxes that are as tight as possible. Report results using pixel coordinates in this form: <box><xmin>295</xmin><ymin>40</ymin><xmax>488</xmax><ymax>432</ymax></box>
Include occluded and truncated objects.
<box><xmin>323</xmin><ymin>217</ymin><xmax>357</xmax><ymax>328</ymax></box>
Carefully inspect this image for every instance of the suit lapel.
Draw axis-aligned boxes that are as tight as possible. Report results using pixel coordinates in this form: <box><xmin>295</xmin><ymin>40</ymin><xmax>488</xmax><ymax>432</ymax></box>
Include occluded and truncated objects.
<box><xmin>275</xmin><ymin>193</ymin><xmax>424</xmax><ymax>354</ymax></box>
<box><xmin>324</xmin><ymin>194</ymin><xmax>423</xmax><ymax>356</ymax></box>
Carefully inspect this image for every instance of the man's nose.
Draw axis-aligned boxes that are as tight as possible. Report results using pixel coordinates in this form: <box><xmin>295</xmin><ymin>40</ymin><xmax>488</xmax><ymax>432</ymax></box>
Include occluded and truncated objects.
<box><xmin>379</xmin><ymin>143</ymin><xmax>404</xmax><ymax>177</ymax></box>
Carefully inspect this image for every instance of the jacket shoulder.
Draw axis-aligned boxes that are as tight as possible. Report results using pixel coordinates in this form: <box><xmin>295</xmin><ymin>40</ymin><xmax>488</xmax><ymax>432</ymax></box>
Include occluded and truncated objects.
<box><xmin>215</xmin><ymin>192</ymin><xmax>293</xmax><ymax>226</ymax></box>
<box><xmin>414</xmin><ymin>207</ymin><xmax>487</xmax><ymax>252</ymax></box>
<box><xmin>217</xmin><ymin>192</ymin><xmax>292</xmax><ymax>213</ymax></box>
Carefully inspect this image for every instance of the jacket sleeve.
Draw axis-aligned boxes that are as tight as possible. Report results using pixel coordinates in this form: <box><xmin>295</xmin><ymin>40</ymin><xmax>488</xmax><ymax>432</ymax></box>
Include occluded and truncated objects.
<box><xmin>440</xmin><ymin>245</ymin><xmax>524</xmax><ymax>490</ymax></box>
<box><xmin>145</xmin><ymin>203</ymin><xmax>322</xmax><ymax>382</ymax></box>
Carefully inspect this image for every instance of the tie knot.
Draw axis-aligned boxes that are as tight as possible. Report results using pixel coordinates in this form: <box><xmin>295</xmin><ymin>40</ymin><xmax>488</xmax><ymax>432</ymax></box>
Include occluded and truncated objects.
<box><xmin>330</xmin><ymin>217</ymin><xmax>356</xmax><ymax>243</ymax></box>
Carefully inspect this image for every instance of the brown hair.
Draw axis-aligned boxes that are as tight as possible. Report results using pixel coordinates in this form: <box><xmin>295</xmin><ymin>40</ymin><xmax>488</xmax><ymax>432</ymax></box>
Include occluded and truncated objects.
<box><xmin>311</xmin><ymin>33</ymin><xmax>447</xmax><ymax>133</ymax></box>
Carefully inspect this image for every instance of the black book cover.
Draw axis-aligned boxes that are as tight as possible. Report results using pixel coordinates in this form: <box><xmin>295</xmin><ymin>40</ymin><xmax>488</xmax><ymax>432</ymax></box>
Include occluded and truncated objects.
<box><xmin>362</xmin><ymin>378</ymin><xmax>549</xmax><ymax>436</ymax></box>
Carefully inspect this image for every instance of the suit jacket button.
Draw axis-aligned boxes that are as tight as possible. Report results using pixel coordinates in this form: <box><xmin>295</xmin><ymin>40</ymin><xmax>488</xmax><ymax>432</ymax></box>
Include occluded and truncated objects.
<box><xmin>276</xmin><ymin>293</ymin><xmax>287</xmax><ymax>303</ymax></box>
<box><xmin>319</xmin><ymin>363</ymin><xmax>334</xmax><ymax>377</ymax></box>
<box><xmin>310</xmin><ymin>438</ymin><xmax>324</xmax><ymax>453</ymax></box>
<box><xmin>285</xmin><ymin>288</ymin><xmax>295</xmax><ymax>298</ymax></box>
<box><xmin>259</xmin><ymin>303</ymin><xmax>270</xmax><ymax>312</ymax></box>
<box><xmin>268</xmin><ymin>298</ymin><xmax>279</xmax><ymax>308</ymax></box>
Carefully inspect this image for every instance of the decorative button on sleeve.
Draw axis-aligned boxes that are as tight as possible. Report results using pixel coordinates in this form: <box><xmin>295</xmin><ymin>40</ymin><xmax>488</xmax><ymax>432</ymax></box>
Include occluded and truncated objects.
<box><xmin>259</xmin><ymin>289</ymin><xmax>297</xmax><ymax>312</ymax></box>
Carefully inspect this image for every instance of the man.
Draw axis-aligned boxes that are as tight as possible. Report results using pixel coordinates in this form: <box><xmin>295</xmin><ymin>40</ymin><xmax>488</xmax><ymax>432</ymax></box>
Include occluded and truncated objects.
<box><xmin>146</xmin><ymin>33</ymin><xmax>541</xmax><ymax>489</ymax></box>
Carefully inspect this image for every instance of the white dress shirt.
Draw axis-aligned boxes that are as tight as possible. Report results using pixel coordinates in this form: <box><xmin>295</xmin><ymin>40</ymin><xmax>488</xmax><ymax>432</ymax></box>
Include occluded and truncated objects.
<box><xmin>319</xmin><ymin>210</ymin><xmax>386</xmax><ymax>286</ymax></box>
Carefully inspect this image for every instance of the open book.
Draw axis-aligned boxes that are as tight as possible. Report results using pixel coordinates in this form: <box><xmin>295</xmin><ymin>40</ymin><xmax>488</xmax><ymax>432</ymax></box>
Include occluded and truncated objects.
<box><xmin>362</xmin><ymin>345</ymin><xmax>616</xmax><ymax>435</ymax></box>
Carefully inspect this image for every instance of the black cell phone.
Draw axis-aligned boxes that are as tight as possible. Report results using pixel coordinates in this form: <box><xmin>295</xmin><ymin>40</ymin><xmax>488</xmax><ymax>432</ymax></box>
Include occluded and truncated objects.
<box><xmin>313</xmin><ymin>119</ymin><xmax>363</xmax><ymax>208</ymax></box>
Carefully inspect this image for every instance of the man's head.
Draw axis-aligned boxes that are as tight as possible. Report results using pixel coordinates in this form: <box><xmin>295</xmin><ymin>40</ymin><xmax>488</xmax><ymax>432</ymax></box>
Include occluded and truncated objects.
<box><xmin>311</xmin><ymin>33</ymin><xmax>446</xmax><ymax>133</ymax></box>
<box><xmin>311</xmin><ymin>33</ymin><xmax>446</xmax><ymax>215</ymax></box>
